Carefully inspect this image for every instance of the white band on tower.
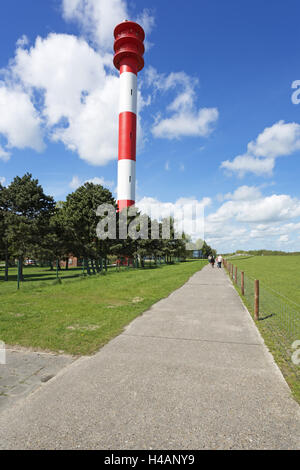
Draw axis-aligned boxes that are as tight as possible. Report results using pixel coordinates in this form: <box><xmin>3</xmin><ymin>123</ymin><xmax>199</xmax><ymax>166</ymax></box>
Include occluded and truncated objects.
<box><xmin>119</xmin><ymin>72</ymin><xmax>138</xmax><ymax>114</ymax></box>
<box><xmin>118</xmin><ymin>159</ymin><xmax>136</xmax><ymax>201</ymax></box>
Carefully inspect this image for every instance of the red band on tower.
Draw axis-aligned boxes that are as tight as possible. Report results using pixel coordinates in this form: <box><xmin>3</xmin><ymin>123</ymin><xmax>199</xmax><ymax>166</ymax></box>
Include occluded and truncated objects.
<box><xmin>118</xmin><ymin>112</ymin><xmax>137</xmax><ymax>161</ymax></box>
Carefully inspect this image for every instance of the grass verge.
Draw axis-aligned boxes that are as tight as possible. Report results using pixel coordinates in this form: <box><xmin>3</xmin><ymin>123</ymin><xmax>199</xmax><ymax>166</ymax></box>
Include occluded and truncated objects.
<box><xmin>0</xmin><ymin>260</ymin><xmax>207</xmax><ymax>356</ymax></box>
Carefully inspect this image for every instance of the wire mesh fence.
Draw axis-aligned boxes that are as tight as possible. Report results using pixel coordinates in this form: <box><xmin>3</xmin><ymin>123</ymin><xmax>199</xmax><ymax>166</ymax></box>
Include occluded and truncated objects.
<box><xmin>224</xmin><ymin>259</ymin><xmax>300</xmax><ymax>382</ymax></box>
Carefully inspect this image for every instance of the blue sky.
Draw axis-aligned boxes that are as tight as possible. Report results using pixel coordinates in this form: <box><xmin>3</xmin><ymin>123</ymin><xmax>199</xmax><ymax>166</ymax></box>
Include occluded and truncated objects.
<box><xmin>1</xmin><ymin>0</ymin><xmax>300</xmax><ymax>252</ymax></box>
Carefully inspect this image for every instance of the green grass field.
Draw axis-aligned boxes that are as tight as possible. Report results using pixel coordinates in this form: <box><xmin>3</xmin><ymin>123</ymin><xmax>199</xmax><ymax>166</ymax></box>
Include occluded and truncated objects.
<box><xmin>228</xmin><ymin>255</ymin><xmax>300</xmax><ymax>305</ymax></box>
<box><xmin>226</xmin><ymin>255</ymin><xmax>300</xmax><ymax>403</ymax></box>
<box><xmin>0</xmin><ymin>260</ymin><xmax>207</xmax><ymax>355</ymax></box>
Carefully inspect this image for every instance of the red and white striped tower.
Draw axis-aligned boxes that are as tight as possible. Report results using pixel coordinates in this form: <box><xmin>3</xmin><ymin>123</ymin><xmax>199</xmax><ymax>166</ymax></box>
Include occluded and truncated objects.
<box><xmin>113</xmin><ymin>21</ymin><xmax>145</xmax><ymax>212</ymax></box>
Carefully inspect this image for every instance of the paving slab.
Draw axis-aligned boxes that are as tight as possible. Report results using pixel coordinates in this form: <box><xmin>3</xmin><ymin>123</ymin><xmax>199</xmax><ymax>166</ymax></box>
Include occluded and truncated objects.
<box><xmin>0</xmin><ymin>348</ymin><xmax>76</xmax><ymax>411</ymax></box>
<box><xmin>0</xmin><ymin>265</ymin><xmax>299</xmax><ymax>449</ymax></box>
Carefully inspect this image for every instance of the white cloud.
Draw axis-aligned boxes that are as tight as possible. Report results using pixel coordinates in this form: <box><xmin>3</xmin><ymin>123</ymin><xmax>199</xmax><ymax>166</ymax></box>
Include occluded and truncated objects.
<box><xmin>0</xmin><ymin>176</ymin><xmax>6</xmax><ymax>185</ymax></box>
<box><xmin>133</xmin><ymin>188</ymin><xmax>300</xmax><ymax>252</ymax></box>
<box><xmin>86</xmin><ymin>176</ymin><xmax>114</xmax><ymax>188</ymax></box>
<box><xmin>221</xmin><ymin>156</ymin><xmax>274</xmax><ymax>177</ymax></box>
<box><xmin>6</xmin><ymin>33</ymin><xmax>120</xmax><ymax>165</ymax></box>
<box><xmin>136</xmin><ymin>9</ymin><xmax>155</xmax><ymax>35</ymax></box>
<box><xmin>137</xmin><ymin>196</ymin><xmax>211</xmax><ymax>241</ymax></box>
<box><xmin>0</xmin><ymin>146</ymin><xmax>11</xmax><ymax>162</ymax></box>
<box><xmin>165</xmin><ymin>161</ymin><xmax>170</xmax><ymax>171</ymax></box>
<box><xmin>147</xmin><ymin>67</ymin><xmax>219</xmax><ymax>140</ymax></box>
<box><xmin>0</xmin><ymin>85</ymin><xmax>44</xmax><ymax>154</ymax></box>
<box><xmin>69</xmin><ymin>175</ymin><xmax>81</xmax><ymax>189</ymax></box>
<box><xmin>152</xmin><ymin>107</ymin><xmax>219</xmax><ymax>140</ymax></box>
<box><xmin>223</xmin><ymin>185</ymin><xmax>262</xmax><ymax>201</ymax></box>
<box><xmin>204</xmin><ymin>186</ymin><xmax>300</xmax><ymax>252</ymax></box>
<box><xmin>52</xmin><ymin>74</ymin><xmax>120</xmax><ymax>165</ymax></box>
<box><xmin>221</xmin><ymin>121</ymin><xmax>300</xmax><ymax>177</ymax></box>
<box><xmin>69</xmin><ymin>175</ymin><xmax>114</xmax><ymax>190</ymax></box>
<box><xmin>0</xmin><ymin>1</ymin><xmax>219</xmax><ymax>166</ymax></box>
<box><xmin>62</xmin><ymin>0</ymin><xmax>129</xmax><ymax>51</ymax></box>
<box><xmin>0</xmin><ymin>0</ymin><xmax>154</xmax><ymax>165</ymax></box>
<box><xmin>12</xmin><ymin>33</ymin><xmax>107</xmax><ymax>126</ymax></box>
<box><xmin>16</xmin><ymin>35</ymin><xmax>29</xmax><ymax>48</ymax></box>
<box><xmin>278</xmin><ymin>234</ymin><xmax>289</xmax><ymax>243</ymax></box>
<box><xmin>248</xmin><ymin>121</ymin><xmax>300</xmax><ymax>158</ymax></box>
<box><xmin>209</xmin><ymin>194</ymin><xmax>300</xmax><ymax>224</ymax></box>
<box><xmin>3</xmin><ymin>18</ymin><xmax>149</xmax><ymax>165</ymax></box>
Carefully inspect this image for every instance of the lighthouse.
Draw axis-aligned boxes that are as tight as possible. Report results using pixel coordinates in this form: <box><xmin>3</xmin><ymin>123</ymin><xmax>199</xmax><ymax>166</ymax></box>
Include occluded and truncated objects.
<box><xmin>113</xmin><ymin>21</ymin><xmax>145</xmax><ymax>212</ymax></box>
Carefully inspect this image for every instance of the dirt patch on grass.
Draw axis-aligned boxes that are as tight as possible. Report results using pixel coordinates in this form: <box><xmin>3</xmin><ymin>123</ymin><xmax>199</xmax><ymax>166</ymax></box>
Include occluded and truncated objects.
<box><xmin>132</xmin><ymin>297</ymin><xmax>144</xmax><ymax>304</ymax></box>
<box><xmin>66</xmin><ymin>324</ymin><xmax>101</xmax><ymax>332</ymax></box>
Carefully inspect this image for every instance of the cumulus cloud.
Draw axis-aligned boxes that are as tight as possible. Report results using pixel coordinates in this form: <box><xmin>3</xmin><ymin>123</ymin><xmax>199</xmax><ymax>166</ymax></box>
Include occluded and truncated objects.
<box><xmin>133</xmin><ymin>188</ymin><xmax>300</xmax><ymax>252</ymax></box>
<box><xmin>137</xmin><ymin>196</ymin><xmax>211</xmax><ymax>241</ymax></box>
<box><xmin>152</xmin><ymin>107</ymin><xmax>219</xmax><ymax>140</ymax></box>
<box><xmin>69</xmin><ymin>175</ymin><xmax>114</xmax><ymax>190</ymax></box>
<box><xmin>62</xmin><ymin>0</ymin><xmax>129</xmax><ymax>51</ymax></box>
<box><xmin>204</xmin><ymin>185</ymin><xmax>300</xmax><ymax>251</ymax></box>
<box><xmin>221</xmin><ymin>156</ymin><xmax>275</xmax><ymax>177</ymax></box>
<box><xmin>62</xmin><ymin>0</ymin><xmax>155</xmax><ymax>51</ymax></box>
<box><xmin>69</xmin><ymin>175</ymin><xmax>81</xmax><ymax>189</ymax></box>
<box><xmin>278</xmin><ymin>234</ymin><xmax>289</xmax><ymax>243</ymax></box>
<box><xmin>0</xmin><ymin>85</ymin><xmax>44</xmax><ymax>155</ymax></box>
<box><xmin>0</xmin><ymin>0</ymin><xmax>153</xmax><ymax>165</ymax></box>
<box><xmin>248</xmin><ymin>121</ymin><xmax>300</xmax><ymax>158</ymax></box>
<box><xmin>0</xmin><ymin>146</ymin><xmax>11</xmax><ymax>162</ymax></box>
<box><xmin>0</xmin><ymin>0</ymin><xmax>217</xmax><ymax>166</ymax></box>
<box><xmin>52</xmin><ymin>73</ymin><xmax>120</xmax><ymax>165</ymax></box>
<box><xmin>221</xmin><ymin>121</ymin><xmax>300</xmax><ymax>177</ymax></box>
<box><xmin>223</xmin><ymin>185</ymin><xmax>262</xmax><ymax>201</ymax></box>
<box><xmin>147</xmin><ymin>67</ymin><xmax>219</xmax><ymax>140</ymax></box>
<box><xmin>4</xmin><ymin>33</ymin><xmax>121</xmax><ymax>165</ymax></box>
<box><xmin>209</xmin><ymin>194</ymin><xmax>300</xmax><ymax>224</ymax></box>
<box><xmin>16</xmin><ymin>35</ymin><xmax>29</xmax><ymax>48</ymax></box>
<box><xmin>136</xmin><ymin>9</ymin><xmax>155</xmax><ymax>35</ymax></box>
<box><xmin>0</xmin><ymin>176</ymin><xmax>6</xmax><ymax>185</ymax></box>
<box><xmin>12</xmin><ymin>34</ymin><xmax>107</xmax><ymax>126</ymax></box>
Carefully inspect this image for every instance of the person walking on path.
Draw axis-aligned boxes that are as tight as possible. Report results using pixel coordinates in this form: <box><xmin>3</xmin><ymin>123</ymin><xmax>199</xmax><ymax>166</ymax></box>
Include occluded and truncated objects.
<box><xmin>209</xmin><ymin>255</ymin><xmax>215</xmax><ymax>268</ymax></box>
<box><xmin>217</xmin><ymin>255</ymin><xmax>223</xmax><ymax>268</ymax></box>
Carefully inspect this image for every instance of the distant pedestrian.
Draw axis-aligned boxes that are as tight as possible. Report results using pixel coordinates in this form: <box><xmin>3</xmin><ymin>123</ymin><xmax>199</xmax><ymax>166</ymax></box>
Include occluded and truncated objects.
<box><xmin>209</xmin><ymin>255</ymin><xmax>215</xmax><ymax>268</ymax></box>
<box><xmin>217</xmin><ymin>255</ymin><xmax>223</xmax><ymax>268</ymax></box>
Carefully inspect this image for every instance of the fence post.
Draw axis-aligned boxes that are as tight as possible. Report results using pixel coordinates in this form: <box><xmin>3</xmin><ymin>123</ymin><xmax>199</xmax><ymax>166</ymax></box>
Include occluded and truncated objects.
<box><xmin>254</xmin><ymin>280</ymin><xmax>259</xmax><ymax>321</ymax></box>
<box><xmin>241</xmin><ymin>272</ymin><xmax>244</xmax><ymax>296</ymax></box>
<box><xmin>235</xmin><ymin>266</ymin><xmax>237</xmax><ymax>284</ymax></box>
<box><xmin>17</xmin><ymin>259</ymin><xmax>20</xmax><ymax>290</ymax></box>
<box><xmin>231</xmin><ymin>264</ymin><xmax>233</xmax><ymax>280</ymax></box>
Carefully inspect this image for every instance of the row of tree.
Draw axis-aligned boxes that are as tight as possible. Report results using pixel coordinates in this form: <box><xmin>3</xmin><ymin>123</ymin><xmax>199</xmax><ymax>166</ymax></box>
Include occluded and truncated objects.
<box><xmin>0</xmin><ymin>173</ymin><xmax>205</xmax><ymax>280</ymax></box>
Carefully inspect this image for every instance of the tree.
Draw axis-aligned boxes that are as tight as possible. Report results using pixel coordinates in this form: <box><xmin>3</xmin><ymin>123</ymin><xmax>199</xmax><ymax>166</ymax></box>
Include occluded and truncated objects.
<box><xmin>61</xmin><ymin>182</ymin><xmax>116</xmax><ymax>273</ymax></box>
<box><xmin>3</xmin><ymin>174</ymin><xmax>56</xmax><ymax>279</ymax></box>
<box><xmin>32</xmin><ymin>203</ymin><xmax>72</xmax><ymax>270</ymax></box>
<box><xmin>0</xmin><ymin>183</ymin><xmax>10</xmax><ymax>280</ymax></box>
<box><xmin>201</xmin><ymin>241</ymin><xmax>214</xmax><ymax>259</ymax></box>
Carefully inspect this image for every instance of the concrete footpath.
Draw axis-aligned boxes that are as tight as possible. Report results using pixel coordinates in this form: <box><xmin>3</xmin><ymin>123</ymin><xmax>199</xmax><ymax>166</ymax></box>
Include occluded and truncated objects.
<box><xmin>0</xmin><ymin>265</ymin><xmax>299</xmax><ymax>449</ymax></box>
